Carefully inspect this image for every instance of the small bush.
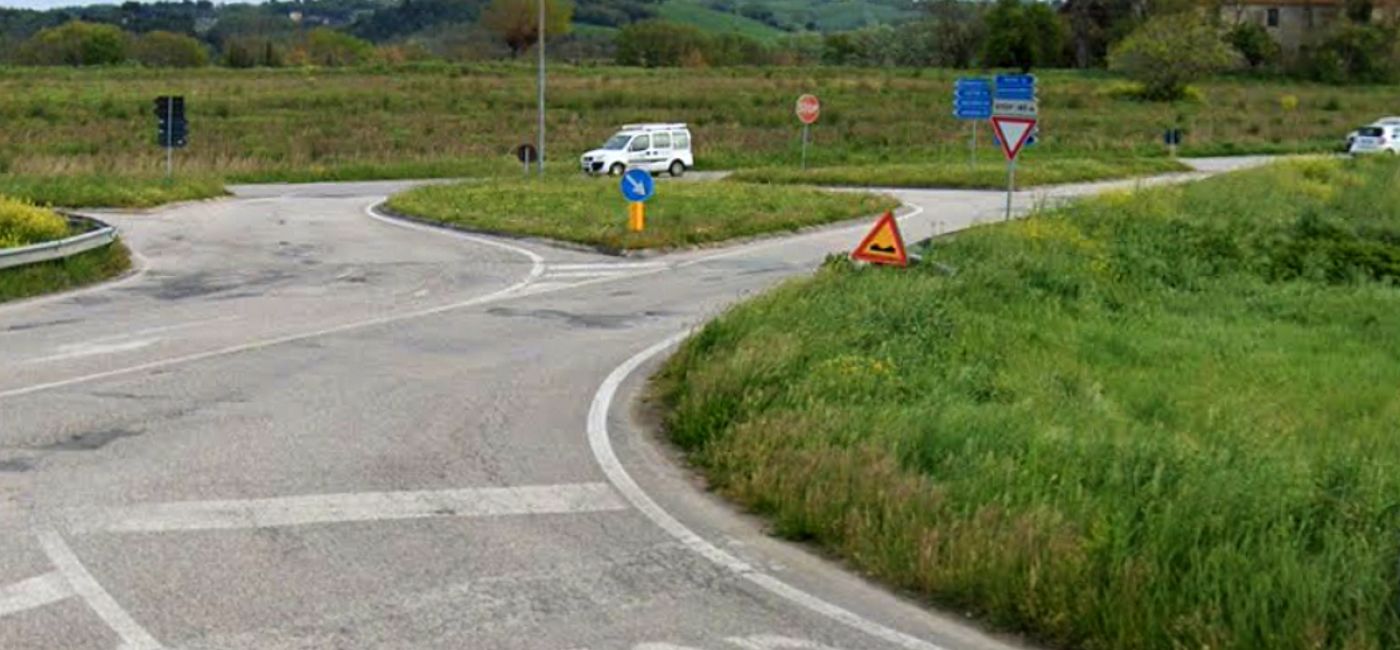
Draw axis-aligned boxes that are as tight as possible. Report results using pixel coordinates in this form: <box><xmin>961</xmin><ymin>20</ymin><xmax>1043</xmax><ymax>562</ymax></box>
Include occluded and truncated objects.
<box><xmin>0</xmin><ymin>196</ymin><xmax>68</xmax><ymax>248</ymax></box>
<box><xmin>1109</xmin><ymin>12</ymin><xmax>1241</xmax><ymax>101</ymax></box>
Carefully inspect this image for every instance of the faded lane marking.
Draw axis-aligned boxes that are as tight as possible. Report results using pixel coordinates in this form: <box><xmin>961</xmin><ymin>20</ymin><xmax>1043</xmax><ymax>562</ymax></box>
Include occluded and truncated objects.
<box><xmin>0</xmin><ymin>571</ymin><xmax>75</xmax><ymax>618</ymax></box>
<box><xmin>36</xmin><ymin>527</ymin><xmax>163</xmax><ymax>649</ymax></box>
<box><xmin>64</xmin><ymin>483</ymin><xmax>627</xmax><ymax>533</ymax></box>
<box><xmin>589</xmin><ymin>334</ymin><xmax>949</xmax><ymax>650</ymax></box>
<box><xmin>26</xmin><ymin>339</ymin><xmax>159</xmax><ymax>364</ymax></box>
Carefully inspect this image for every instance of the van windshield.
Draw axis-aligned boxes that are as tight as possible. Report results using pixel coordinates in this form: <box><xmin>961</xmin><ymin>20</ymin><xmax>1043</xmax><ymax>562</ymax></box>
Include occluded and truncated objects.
<box><xmin>601</xmin><ymin>134</ymin><xmax>632</xmax><ymax>150</ymax></box>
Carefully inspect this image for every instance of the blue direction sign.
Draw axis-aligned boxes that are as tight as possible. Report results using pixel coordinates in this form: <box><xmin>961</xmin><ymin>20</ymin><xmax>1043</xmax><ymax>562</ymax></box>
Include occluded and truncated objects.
<box><xmin>994</xmin><ymin>74</ymin><xmax>1037</xmax><ymax>101</ymax></box>
<box><xmin>620</xmin><ymin>169</ymin><xmax>655</xmax><ymax>203</ymax></box>
<box><xmin>953</xmin><ymin>77</ymin><xmax>993</xmax><ymax>120</ymax></box>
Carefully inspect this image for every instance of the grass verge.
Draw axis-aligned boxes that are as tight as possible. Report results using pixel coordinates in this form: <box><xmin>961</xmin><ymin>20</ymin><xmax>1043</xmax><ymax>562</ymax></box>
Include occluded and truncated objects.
<box><xmin>0</xmin><ymin>175</ymin><xmax>227</xmax><ymax>208</ymax></box>
<box><xmin>654</xmin><ymin>157</ymin><xmax>1400</xmax><ymax>650</ymax></box>
<box><xmin>386</xmin><ymin>177</ymin><xmax>899</xmax><ymax>252</ymax></box>
<box><xmin>728</xmin><ymin>157</ymin><xmax>1190</xmax><ymax>189</ymax></box>
<box><xmin>0</xmin><ymin>241</ymin><xmax>132</xmax><ymax>303</ymax></box>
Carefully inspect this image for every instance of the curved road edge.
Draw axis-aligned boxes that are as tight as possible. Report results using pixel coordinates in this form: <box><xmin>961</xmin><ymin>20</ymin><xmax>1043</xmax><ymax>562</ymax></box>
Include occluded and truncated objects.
<box><xmin>590</xmin><ymin>335</ymin><xmax>1035</xmax><ymax>650</ymax></box>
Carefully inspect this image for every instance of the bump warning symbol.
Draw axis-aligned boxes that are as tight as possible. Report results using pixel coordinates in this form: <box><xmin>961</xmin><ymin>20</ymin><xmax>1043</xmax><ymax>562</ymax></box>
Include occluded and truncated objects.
<box><xmin>851</xmin><ymin>211</ymin><xmax>908</xmax><ymax>267</ymax></box>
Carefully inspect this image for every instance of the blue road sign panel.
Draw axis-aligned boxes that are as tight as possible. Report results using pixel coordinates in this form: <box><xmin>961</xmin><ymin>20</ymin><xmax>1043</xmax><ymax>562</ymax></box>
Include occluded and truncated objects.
<box><xmin>953</xmin><ymin>77</ymin><xmax>994</xmax><ymax>121</ymax></box>
<box><xmin>995</xmin><ymin>74</ymin><xmax>1036</xmax><ymax>88</ymax></box>
<box><xmin>620</xmin><ymin>169</ymin><xmax>655</xmax><ymax>203</ymax></box>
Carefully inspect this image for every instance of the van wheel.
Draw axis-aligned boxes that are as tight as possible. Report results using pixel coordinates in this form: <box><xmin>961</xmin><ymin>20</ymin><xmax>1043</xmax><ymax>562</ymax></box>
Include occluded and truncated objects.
<box><xmin>669</xmin><ymin>161</ymin><xmax>686</xmax><ymax>177</ymax></box>
<box><xmin>608</xmin><ymin>163</ymin><xmax>626</xmax><ymax>176</ymax></box>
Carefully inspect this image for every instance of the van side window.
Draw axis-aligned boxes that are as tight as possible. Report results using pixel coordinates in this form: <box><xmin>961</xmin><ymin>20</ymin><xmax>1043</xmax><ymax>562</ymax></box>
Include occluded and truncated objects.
<box><xmin>630</xmin><ymin>135</ymin><xmax>649</xmax><ymax>152</ymax></box>
<box><xmin>674</xmin><ymin>133</ymin><xmax>691</xmax><ymax>151</ymax></box>
<box><xmin>653</xmin><ymin>133</ymin><xmax>672</xmax><ymax>149</ymax></box>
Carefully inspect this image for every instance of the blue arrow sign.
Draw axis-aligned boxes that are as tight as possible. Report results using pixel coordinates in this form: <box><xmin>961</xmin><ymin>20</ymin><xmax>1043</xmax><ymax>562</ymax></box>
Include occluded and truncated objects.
<box><xmin>953</xmin><ymin>77</ymin><xmax>994</xmax><ymax>121</ymax></box>
<box><xmin>620</xmin><ymin>169</ymin><xmax>655</xmax><ymax>203</ymax></box>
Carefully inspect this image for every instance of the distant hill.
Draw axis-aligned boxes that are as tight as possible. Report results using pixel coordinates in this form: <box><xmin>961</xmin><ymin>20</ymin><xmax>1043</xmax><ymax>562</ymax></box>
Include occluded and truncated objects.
<box><xmin>646</xmin><ymin>0</ymin><xmax>918</xmax><ymax>37</ymax></box>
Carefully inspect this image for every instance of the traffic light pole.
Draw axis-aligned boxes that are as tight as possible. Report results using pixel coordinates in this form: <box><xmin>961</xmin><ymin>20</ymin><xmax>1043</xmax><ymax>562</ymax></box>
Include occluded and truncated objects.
<box><xmin>537</xmin><ymin>0</ymin><xmax>546</xmax><ymax>177</ymax></box>
<box><xmin>165</xmin><ymin>97</ymin><xmax>173</xmax><ymax>179</ymax></box>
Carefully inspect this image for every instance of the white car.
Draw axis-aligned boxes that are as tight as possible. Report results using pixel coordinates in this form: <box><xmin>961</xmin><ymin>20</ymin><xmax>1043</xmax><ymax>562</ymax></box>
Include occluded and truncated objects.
<box><xmin>581</xmin><ymin>123</ymin><xmax>693</xmax><ymax>177</ymax></box>
<box><xmin>1345</xmin><ymin>117</ymin><xmax>1400</xmax><ymax>151</ymax></box>
<box><xmin>1349</xmin><ymin>124</ymin><xmax>1400</xmax><ymax>155</ymax></box>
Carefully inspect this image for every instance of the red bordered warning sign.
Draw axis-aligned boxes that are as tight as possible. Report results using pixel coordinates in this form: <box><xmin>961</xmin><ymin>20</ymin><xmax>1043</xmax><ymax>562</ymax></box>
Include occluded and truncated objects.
<box><xmin>990</xmin><ymin>115</ymin><xmax>1037</xmax><ymax>162</ymax></box>
<box><xmin>851</xmin><ymin>211</ymin><xmax>908</xmax><ymax>267</ymax></box>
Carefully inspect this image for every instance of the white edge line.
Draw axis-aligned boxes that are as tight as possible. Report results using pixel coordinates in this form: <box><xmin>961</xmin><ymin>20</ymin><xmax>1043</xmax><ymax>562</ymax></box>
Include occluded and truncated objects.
<box><xmin>0</xmin><ymin>201</ymin><xmax>544</xmax><ymax>401</ymax></box>
<box><xmin>0</xmin><ymin>571</ymin><xmax>75</xmax><ymax>618</ymax></box>
<box><xmin>587</xmin><ymin>333</ymin><xmax>947</xmax><ymax>650</ymax></box>
<box><xmin>35</xmin><ymin>527</ymin><xmax>163</xmax><ymax>650</ymax></box>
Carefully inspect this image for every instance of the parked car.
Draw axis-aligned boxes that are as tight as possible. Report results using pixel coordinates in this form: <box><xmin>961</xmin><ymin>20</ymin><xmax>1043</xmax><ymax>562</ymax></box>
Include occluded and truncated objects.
<box><xmin>581</xmin><ymin>123</ymin><xmax>693</xmax><ymax>177</ymax></box>
<box><xmin>1345</xmin><ymin>117</ymin><xmax>1400</xmax><ymax>151</ymax></box>
<box><xmin>1349</xmin><ymin>124</ymin><xmax>1400</xmax><ymax>155</ymax></box>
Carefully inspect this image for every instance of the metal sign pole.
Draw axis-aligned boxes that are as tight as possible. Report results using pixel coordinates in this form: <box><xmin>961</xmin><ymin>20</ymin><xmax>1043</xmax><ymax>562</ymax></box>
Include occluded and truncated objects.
<box><xmin>970</xmin><ymin>122</ymin><xmax>977</xmax><ymax>170</ymax></box>
<box><xmin>801</xmin><ymin>124</ymin><xmax>810</xmax><ymax>171</ymax></box>
<box><xmin>537</xmin><ymin>0</ymin><xmax>546</xmax><ymax>177</ymax></box>
<box><xmin>1005</xmin><ymin>159</ymin><xmax>1015</xmax><ymax>221</ymax></box>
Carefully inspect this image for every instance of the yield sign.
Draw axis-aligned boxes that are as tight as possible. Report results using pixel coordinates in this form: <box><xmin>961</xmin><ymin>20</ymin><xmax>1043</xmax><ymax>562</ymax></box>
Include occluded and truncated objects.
<box><xmin>990</xmin><ymin>116</ymin><xmax>1037</xmax><ymax>162</ymax></box>
<box><xmin>851</xmin><ymin>211</ymin><xmax>908</xmax><ymax>267</ymax></box>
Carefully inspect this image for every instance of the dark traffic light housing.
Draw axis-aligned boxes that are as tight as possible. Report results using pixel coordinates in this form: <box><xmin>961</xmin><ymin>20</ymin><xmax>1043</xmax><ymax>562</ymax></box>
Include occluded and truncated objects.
<box><xmin>155</xmin><ymin>96</ymin><xmax>188</xmax><ymax>149</ymax></box>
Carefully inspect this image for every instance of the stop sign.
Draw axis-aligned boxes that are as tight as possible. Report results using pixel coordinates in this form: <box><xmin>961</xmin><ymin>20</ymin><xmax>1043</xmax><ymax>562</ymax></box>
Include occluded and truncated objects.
<box><xmin>796</xmin><ymin>94</ymin><xmax>821</xmax><ymax>125</ymax></box>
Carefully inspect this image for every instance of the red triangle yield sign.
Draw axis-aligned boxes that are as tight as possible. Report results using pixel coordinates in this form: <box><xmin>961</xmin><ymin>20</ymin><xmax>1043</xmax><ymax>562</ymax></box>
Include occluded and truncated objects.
<box><xmin>851</xmin><ymin>211</ymin><xmax>908</xmax><ymax>267</ymax></box>
<box><xmin>990</xmin><ymin>116</ymin><xmax>1037</xmax><ymax>162</ymax></box>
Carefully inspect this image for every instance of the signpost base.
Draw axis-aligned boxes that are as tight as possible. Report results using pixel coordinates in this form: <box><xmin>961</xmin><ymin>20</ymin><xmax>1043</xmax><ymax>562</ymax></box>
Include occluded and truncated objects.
<box><xmin>628</xmin><ymin>202</ymin><xmax>646</xmax><ymax>232</ymax></box>
<box><xmin>1005</xmin><ymin>160</ymin><xmax>1015</xmax><ymax>221</ymax></box>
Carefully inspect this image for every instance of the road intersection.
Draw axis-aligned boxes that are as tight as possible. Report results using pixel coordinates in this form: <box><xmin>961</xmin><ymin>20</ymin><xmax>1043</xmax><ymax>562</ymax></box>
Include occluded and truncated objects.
<box><xmin>0</xmin><ymin>160</ymin><xmax>1267</xmax><ymax>649</ymax></box>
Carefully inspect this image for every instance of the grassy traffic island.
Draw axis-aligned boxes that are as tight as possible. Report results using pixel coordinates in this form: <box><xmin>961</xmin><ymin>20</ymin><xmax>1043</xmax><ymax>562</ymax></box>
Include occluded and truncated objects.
<box><xmin>386</xmin><ymin>176</ymin><xmax>900</xmax><ymax>252</ymax></box>
<box><xmin>654</xmin><ymin>157</ymin><xmax>1400</xmax><ymax>650</ymax></box>
<box><xmin>0</xmin><ymin>196</ymin><xmax>132</xmax><ymax>303</ymax></box>
<box><xmin>729</xmin><ymin>156</ymin><xmax>1191</xmax><ymax>189</ymax></box>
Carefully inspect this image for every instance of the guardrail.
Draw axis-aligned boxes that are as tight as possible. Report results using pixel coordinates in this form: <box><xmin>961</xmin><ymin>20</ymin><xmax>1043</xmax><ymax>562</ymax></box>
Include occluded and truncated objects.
<box><xmin>0</xmin><ymin>213</ymin><xmax>118</xmax><ymax>271</ymax></box>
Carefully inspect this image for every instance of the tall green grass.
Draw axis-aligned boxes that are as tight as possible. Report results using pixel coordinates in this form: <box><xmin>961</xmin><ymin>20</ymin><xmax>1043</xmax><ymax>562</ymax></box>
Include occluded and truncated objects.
<box><xmin>0</xmin><ymin>241</ymin><xmax>131</xmax><ymax>303</ymax></box>
<box><xmin>730</xmin><ymin>157</ymin><xmax>1189</xmax><ymax>189</ymax></box>
<box><xmin>656</xmin><ymin>157</ymin><xmax>1400</xmax><ymax>650</ymax></box>
<box><xmin>0</xmin><ymin>175</ymin><xmax>226</xmax><ymax>208</ymax></box>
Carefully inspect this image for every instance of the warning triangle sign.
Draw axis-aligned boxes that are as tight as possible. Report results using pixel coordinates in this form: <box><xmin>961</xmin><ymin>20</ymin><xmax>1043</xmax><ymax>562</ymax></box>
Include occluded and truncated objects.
<box><xmin>851</xmin><ymin>211</ymin><xmax>908</xmax><ymax>267</ymax></box>
<box><xmin>991</xmin><ymin>116</ymin><xmax>1037</xmax><ymax>161</ymax></box>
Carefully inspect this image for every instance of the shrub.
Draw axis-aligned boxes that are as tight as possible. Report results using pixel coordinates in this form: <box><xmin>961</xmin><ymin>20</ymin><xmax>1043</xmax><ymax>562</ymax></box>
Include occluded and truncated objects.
<box><xmin>1109</xmin><ymin>12</ymin><xmax>1241</xmax><ymax>101</ymax></box>
<box><xmin>131</xmin><ymin>31</ymin><xmax>208</xmax><ymax>68</ymax></box>
<box><xmin>0</xmin><ymin>196</ymin><xmax>68</xmax><ymax>248</ymax></box>
<box><xmin>982</xmin><ymin>0</ymin><xmax>1066</xmax><ymax>70</ymax></box>
<box><xmin>616</xmin><ymin>20</ymin><xmax>709</xmax><ymax>67</ymax></box>
<box><xmin>1228</xmin><ymin>21</ymin><xmax>1280</xmax><ymax>69</ymax></box>
<box><xmin>302</xmin><ymin>28</ymin><xmax>374</xmax><ymax>67</ymax></box>
<box><xmin>17</xmin><ymin>21</ymin><xmax>129</xmax><ymax>66</ymax></box>
<box><xmin>1299</xmin><ymin>23</ymin><xmax>1398</xmax><ymax>84</ymax></box>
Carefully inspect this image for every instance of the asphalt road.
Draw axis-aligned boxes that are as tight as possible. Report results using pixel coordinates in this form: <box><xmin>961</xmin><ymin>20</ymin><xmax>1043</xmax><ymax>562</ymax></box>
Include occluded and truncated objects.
<box><xmin>0</xmin><ymin>159</ymin><xmax>1268</xmax><ymax>650</ymax></box>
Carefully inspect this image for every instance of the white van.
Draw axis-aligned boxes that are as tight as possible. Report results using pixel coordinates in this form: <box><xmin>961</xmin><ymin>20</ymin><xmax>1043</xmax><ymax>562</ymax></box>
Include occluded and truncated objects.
<box><xmin>1349</xmin><ymin>124</ymin><xmax>1400</xmax><ymax>155</ymax></box>
<box><xmin>581</xmin><ymin>123</ymin><xmax>694</xmax><ymax>177</ymax></box>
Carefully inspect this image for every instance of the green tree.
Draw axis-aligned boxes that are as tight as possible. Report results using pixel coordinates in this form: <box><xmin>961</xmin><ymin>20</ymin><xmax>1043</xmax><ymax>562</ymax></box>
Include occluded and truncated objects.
<box><xmin>1109</xmin><ymin>12</ymin><xmax>1240</xmax><ymax>100</ymax></box>
<box><xmin>131</xmin><ymin>30</ymin><xmax>208</xmax><ymax>68</ymax></box>
<box><xmin>1300</xmin><ymin>23</ymin><xmax>1398</xmax><ymax>84</ymax></box>
<box><xmin>305</xmin><ymin>28</ymin><xmax>374</xmax><ymax>66</ymax></box>
<box><xmin>615</xmin><ymin>20</ymin><xmax>707</xmax><ymax>67</ymax></box>
<box><xmin>17</xmin><ymin>20</ymin><xmax>129</xmax><ymax>66</ymax></box>
<box><xmin>481</xmin><ymin>0</ymin><xmax>574</xmax><ymax>58</ymax></box>
<box><xmin>983</xmin><ymin>0</ymin><xmax>1065</xmax><ymax>71</ymax></box>
<box><xmin>1226</xmin><ymin>22</ymin><xmax>1279</xmax><ymax>69</ymax></box>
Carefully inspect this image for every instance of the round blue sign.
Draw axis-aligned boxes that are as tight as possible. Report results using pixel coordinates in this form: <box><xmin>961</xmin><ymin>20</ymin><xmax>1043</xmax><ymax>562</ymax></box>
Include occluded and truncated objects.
<box><xmin>620</xmin><ymin>169</ymin><xmax>655</xmax><ymax>203</ymax></box>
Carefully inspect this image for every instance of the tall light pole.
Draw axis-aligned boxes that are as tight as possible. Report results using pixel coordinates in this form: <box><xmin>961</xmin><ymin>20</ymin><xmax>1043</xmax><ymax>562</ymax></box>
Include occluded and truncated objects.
<box><xmin>537</xmin><ymin>0</ymin><xmax>546</xmax><ymax>177</ymax></box>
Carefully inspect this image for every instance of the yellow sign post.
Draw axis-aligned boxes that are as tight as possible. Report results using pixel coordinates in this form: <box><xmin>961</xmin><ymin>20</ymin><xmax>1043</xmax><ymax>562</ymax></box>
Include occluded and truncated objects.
<box><xmin>628</xmin><ymin>202</ymin><xmax>646</xmax><ymax>232</ymax></box>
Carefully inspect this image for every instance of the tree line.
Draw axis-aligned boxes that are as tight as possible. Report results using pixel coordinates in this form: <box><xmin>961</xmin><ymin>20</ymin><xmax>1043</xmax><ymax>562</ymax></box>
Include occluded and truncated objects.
<box><xmin>2</xmin><ymin>0</ymin><xmax>1396</xmax><ymax>92</ymax></box>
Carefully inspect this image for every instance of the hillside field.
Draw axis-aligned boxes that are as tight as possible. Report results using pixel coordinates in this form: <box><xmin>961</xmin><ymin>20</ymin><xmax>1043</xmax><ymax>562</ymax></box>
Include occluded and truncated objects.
<box><xmin>0</xmin><ymin>64</ymin><xmax>1390</xmax><ymax>203</ymax></box>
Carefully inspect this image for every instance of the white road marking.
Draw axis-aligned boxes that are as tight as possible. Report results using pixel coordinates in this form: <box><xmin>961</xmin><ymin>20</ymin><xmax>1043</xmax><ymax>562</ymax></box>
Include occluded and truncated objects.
<box><xmin>548</xmin><ymin>263</ymin><xmax>668</xmax><ymax>272</ymax></box>
<box><xmin>26</xmin><ymin>339</ymin><xmax>159</xmax><ymax>364</ymax></box>
<box><xmin>0</xmin><ymin>571</ymin><xmax>75</xmax><ymax>618</ymax></box>
<box><xmin>64</xmin><ymin>483</ymin><xmax>627</xmax><ymax>533</ymax></box>
<box><xmin>36</xmin><ymin>527</ymin><xmax>163</xmax><ymax>649</ymax></box>
<box><xmin>728</xmin><ymin>636</ymin><xmax>843</xmax><ymax>650</ymax></box>
<box><xmin>546</xmin><ymin>271</ymin><xmax>641</xmax><ymax>279</ymax></box>
<box><xmin>0</xmin><ymin>201</ymin><xmax>545</xmax><ymax>401</ymax></box>
<box><xmin>588</xmin><ymin>334</ymin><xmax>947</xmax><ymax>650</ymax></box>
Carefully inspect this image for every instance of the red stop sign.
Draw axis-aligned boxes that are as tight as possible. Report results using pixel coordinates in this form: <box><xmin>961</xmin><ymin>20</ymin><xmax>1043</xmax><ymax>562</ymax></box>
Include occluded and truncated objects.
<box><xmin>796</xmin><ymin>94</ymin><xmax>821</xmax><ymax>125</ymax></box>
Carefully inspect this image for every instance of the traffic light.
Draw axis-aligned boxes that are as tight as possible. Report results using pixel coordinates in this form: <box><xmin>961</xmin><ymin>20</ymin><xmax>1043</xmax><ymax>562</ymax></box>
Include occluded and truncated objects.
<box><xmin>154</xmin><ymin>96</ymin><xmax>188</xmax><ymax>149</ymax></box>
